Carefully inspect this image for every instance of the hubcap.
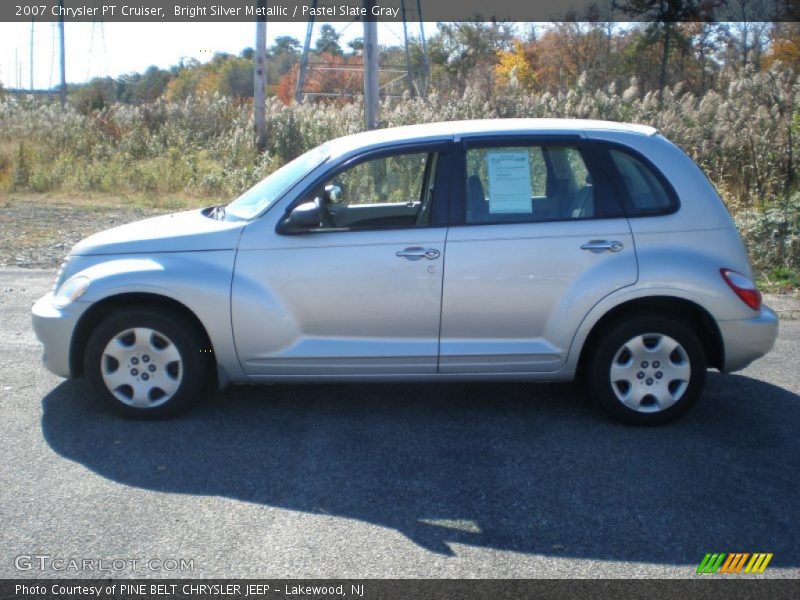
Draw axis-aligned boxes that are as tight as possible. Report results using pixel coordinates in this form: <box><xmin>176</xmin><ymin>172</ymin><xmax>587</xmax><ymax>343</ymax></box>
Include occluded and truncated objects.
<box><xmin>609</xmin><ymin>333</ymin><xmax>691</xmax><ymax>413</ymax></box>
<box><xmin>101</xmin><ymin>327</ymin><xmax>183</xmax><ymax>408</ymax></box>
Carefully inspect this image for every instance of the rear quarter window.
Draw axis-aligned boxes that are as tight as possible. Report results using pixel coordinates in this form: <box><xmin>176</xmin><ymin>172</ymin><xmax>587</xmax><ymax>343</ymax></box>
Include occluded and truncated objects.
<box><xmin>607</xmin><ymin>148</ymin><xmax>678</xmax><ymax>216</ymax></box>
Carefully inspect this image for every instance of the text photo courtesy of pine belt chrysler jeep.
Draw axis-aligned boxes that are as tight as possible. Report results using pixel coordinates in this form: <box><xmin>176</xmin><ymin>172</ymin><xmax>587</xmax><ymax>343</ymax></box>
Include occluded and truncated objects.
<box><xmin>31</xmin><ymin>119</ymin><xmax>779</xmax><ymax>424</ymax></box>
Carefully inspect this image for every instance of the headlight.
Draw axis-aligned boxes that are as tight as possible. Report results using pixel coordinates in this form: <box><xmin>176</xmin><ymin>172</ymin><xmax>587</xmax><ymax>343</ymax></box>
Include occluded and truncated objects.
<box><xmin>53</xmin><ymin>256</ymin><xmax>72</xmax><ymax>292</ymax></box>
<box><xmin>53</xmin><ymin>276</ymin><xmax>90</xmax><ymax>308</ymax></box>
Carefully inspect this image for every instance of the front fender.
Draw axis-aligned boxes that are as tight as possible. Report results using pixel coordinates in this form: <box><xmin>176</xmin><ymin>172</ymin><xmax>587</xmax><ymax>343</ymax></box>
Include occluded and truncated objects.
<box><xmin>71</xmin><ymin>252</ymin><xmax>245</xmax><ymax>383</ymax></box>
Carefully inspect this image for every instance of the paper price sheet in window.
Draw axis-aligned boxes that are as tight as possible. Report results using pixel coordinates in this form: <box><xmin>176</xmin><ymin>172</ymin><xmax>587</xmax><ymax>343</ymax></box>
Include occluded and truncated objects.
<box><xmin>486</xmin><ymin>150</ymin><xmax>533</xmax><ymax>214</ymax></box>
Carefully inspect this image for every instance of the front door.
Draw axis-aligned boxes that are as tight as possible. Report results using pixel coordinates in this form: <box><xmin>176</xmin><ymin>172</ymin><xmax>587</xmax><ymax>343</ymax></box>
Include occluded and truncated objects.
<box><xmin>232</xmin><ymin>146</ymin><xmax>450</xmax><ymax>378</ymax></box>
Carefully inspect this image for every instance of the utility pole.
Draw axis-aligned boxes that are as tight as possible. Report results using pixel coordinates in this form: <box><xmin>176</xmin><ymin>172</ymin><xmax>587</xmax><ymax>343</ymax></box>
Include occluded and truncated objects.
<box><xmin>58</xmin><ymin>0</ymin><xmax>66</xmax><ymax>108</ymax></box>
<box><xmin>30</xmin><ymin>20</ymin><xmax>34</xmax><ymax>91</ymax></box>
<box><xmin>253</xmin><ymin>0</ymin><xmax>267</xmax><ymax>151</ymax></box>
<box><xmin>363</xmin><ymin>0</ymin><xmax>379</xmax><ymax>130</ymax></box>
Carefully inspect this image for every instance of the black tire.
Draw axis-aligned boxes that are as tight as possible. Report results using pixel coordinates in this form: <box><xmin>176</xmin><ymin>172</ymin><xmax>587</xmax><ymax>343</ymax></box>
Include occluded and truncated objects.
<box><xmin>585</xmin><ymin>315</ymin><xmax>707</xmax><ymax>425</ymax></box>
<box><xmin>84</xmin><ymin>307</ymin><xmax>213</xmax><ymax>419</ymax></box>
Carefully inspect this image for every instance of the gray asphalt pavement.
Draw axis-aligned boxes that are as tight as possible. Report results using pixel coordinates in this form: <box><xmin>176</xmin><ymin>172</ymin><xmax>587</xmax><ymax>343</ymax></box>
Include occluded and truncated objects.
<box><xmin>1</xmin><ymin>268</ymin><xmax>798</xmax><ymax>578</ymax></box>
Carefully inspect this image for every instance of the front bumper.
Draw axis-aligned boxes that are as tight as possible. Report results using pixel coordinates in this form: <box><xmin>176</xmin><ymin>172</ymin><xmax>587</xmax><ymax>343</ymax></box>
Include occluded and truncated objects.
<box><xmin>31</xmin><ymin>292</ymin><xmax>87</xmax><ymax>379</ymax></box>
<box><xmin>717</xmin><ymin>305</ymin><xmax>779</xmax><ymax>373</ymax></box>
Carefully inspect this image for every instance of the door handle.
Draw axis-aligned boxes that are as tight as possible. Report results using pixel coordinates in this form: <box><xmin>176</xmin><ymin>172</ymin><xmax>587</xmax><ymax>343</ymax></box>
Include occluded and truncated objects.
<box><xmin>581</xmin><ymin>240</ymin><xmax>624</xmax><ymax>253</ymax></box>
<box><xmin>396</xmin><ymin>247</ymin><xmax>441</xmax><ymax>260</ymax></box>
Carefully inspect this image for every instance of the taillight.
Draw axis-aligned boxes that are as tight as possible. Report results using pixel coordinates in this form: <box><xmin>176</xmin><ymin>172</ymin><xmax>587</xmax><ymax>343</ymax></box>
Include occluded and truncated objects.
<box><xmin>720</xmin><ymin>268</ymin><xmax>762</xmax><ymax>311</ymax></box>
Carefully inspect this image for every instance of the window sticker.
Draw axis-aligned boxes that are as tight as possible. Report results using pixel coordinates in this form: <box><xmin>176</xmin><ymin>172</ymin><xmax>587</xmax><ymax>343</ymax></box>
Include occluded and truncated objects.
<box><xmin>486</xmin><ymin>150</ymin><xmax>532</xmax><ymax>213</ymax></box>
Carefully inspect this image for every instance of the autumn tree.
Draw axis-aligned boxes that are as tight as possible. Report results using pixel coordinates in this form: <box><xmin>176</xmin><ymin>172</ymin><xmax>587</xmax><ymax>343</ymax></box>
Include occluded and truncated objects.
<box><xmin>534</xmin><ymin>23</ymin><xmax>618</xmax><ymax>92</ymax></box>
<box><xmin>614</xmin><ymin>0</ymin><xmax>706</xmax><ymax>101</ymax></box>
<box><xmin>316</xmin><ymin>24</ymin><xmax>343</xmax><ymax>56</ymax></box>
<box><xmin>495</xmin><ymin>40</ymin><xmax>538</xmax><ymax>91</ymax></box>
<box><xmin>268</xmin><ymin>35</ymin><xmax>300</xmax><ymax>83</ymax></box>
<box><xmin>428</xmin><ymin>21</ymin><xmax>516</xmax><ymax>94</ymax></box>
<box><xmin>766</xmin><ymin>23</ymin><xmax>800</xmax><ymax>68</ymax></box>
<box><xmin>116</xmin><ymin>65</ymin><xmax>171</xmax><ymax>104</ymax></box>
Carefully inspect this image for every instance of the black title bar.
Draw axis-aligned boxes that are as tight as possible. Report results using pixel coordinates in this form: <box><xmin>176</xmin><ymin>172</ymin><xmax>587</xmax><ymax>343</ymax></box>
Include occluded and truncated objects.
<box><xmin>3</xmin><ymin>0</ymin><xmax>800</xmax><ymax>22</ymax></box>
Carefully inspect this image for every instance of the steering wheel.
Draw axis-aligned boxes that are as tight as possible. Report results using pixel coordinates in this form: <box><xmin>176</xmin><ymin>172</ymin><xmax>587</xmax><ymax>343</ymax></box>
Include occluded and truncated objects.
<box><xmin>314</xmin><ymin>195</ymin><xmax>336</xmax><ymax>228</ymax></box>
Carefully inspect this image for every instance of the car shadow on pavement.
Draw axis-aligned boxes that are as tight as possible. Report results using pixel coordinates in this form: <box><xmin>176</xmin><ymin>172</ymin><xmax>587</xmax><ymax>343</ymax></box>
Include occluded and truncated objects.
<box><xmin>41</xmin><ymin>373</ymin><xmax>799</xmax><ymax>565</ymax></box>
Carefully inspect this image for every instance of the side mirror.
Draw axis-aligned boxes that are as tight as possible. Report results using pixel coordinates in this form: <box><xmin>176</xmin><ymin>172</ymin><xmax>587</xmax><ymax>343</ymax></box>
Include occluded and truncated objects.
<box><xmin>324</xmin><ymin>184</ymin><xmax>344</xmax><ymax>204</ymax></box>
<box><xmin>278</xmin><ymin>201</ymin><xmax>321</xmax><ymax>234</ymax></box>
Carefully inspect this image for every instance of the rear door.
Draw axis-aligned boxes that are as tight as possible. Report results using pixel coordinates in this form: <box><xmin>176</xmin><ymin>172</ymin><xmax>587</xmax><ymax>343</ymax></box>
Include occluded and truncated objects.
<box><xmin>439</xmin><ymin>136</ymin><xmax>637</xmax><ymax>374</ymax></box>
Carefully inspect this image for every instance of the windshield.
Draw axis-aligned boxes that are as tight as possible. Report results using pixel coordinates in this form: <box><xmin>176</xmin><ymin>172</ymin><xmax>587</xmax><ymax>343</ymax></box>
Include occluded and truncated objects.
<box><xmin>226</xmin><ymin>144</ymin><xmax>330</xmax><ymax>219</ymax></box>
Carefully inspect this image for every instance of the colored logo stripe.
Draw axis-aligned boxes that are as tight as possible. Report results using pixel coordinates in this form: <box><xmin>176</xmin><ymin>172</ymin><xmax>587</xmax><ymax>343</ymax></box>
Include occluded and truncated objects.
<box><xmin>697</xmin><ymin>553</ymin><xmax>726</xmax><ymax>574</ymax></box>
<box><xmin>745</xmin><ymin>553</ymin><xmax>773</xmax><ymax>574</ymax></box>
<box><xmin>697</xmin><ymin>553</ymin><xmax>773</xmax><ymax>574</ymax></box>
<box><xmin>719</xmin><ymin>553</ymin><xmax>749</xmax><ymax>573</ymax></box>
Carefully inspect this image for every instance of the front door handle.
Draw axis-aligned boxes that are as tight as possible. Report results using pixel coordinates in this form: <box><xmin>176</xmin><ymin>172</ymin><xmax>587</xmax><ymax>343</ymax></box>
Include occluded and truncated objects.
<box><xmin>581</xmin><ymin>240</ymin><xmax>624</xmax><ymax>253</ymax></box>
<box><xmin>396</xmin><ymin>247</ymin><xmax>441</xmax><ymax>261</ymax></box>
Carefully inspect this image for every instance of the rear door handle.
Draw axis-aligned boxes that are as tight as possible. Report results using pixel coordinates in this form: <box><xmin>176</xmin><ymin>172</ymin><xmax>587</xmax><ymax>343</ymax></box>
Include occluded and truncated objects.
<box><xmin>581</xmin><ymin>240</ymin><xmax>624</xmax><ymax>253</ymax></box>
<box><xmin>396</xmin><ymin>247</ymin><xmax>441</xmax><ymax>261</ymax></box>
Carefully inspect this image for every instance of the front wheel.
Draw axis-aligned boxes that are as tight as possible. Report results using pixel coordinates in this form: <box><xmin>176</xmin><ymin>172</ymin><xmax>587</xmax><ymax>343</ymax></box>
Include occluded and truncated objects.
<box><xmin>84</xmin><ymin>308</ymin><xmax>212</xmax><ymax>419</ymax></box>
<box><xmin>586</xmin><ymin>315</ymin><xmax>707</xmax><ymax>425</ymax></box>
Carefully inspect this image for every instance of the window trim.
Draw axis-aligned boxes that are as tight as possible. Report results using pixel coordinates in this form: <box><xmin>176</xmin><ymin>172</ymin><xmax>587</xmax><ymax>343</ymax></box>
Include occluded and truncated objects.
<box><xmin>275</xmin><ymin>140</ymin><xmax>453</xmax><ymax>235</ymax></box>
<box><xmin>595</xmin><ymin>141</ymin><xmax>681</xmax><ymax>218</ymax></box>
<box><xmin>452</xmin><ymin>135</ymin><xmax>626</xmax><ymax>227</ymax></box>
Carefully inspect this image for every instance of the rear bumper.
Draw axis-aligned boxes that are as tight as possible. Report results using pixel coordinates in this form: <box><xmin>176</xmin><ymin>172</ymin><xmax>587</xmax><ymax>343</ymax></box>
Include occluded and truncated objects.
<box><xmin>31</xmin><ymin>293</ymin><xmax>85</xmax><ymax>379</ymax></box>
<box><xmin>717</xmin><ymin>305</ymin><xmax>779</xmax><ymax>373</ymax></box>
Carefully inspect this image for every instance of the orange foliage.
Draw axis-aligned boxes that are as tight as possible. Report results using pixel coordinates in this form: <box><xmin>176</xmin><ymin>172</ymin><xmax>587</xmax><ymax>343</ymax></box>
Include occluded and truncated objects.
<box><xmin>766</xmin><ymin>25</ymin><xmax>800</xmax><ymax>68</ymax></box>
<box><xmin>275</xmin><ymin>53</ymin><xmax>364</xmax><ymax>105</ymax></box>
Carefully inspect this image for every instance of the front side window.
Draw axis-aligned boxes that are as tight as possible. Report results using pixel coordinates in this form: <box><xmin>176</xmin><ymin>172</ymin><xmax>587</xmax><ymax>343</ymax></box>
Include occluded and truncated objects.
<box><xmin>464</xmin><ymin>144</ymin><xmax>600</xmax><ymax>224</ymax></box>
<box><xmin>313</xmin><ymin>151</ymin><xmax>436</xmax><ymax>230</ymax></box>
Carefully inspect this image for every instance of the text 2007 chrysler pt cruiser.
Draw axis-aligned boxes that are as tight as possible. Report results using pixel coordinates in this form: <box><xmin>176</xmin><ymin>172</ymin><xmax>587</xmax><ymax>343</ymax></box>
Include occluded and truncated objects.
<box><xmin>32</xmin><ymin>119</ymin><xmax>779</xmax><ymax>424</ymax></box>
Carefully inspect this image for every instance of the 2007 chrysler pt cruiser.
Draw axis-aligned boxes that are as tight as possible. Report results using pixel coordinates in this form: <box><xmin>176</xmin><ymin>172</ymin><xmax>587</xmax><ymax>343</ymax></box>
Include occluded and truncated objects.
<box><xmin>32</xmin><ymin>119</ymin><xmax>779</xmax><ymax>424</ymax></box>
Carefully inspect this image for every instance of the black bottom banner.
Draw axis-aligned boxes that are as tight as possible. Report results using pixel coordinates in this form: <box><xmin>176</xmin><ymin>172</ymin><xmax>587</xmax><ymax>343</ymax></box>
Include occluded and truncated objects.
<box><xmin>2</xmin><ymin>579</ymin><xmax>799</xmax><ymax>600</ymax></box>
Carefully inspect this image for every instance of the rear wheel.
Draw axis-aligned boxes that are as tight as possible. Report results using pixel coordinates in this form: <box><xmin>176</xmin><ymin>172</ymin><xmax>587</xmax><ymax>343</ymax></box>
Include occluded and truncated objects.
<box><xmin>586</xmin><ymin>315</ymin><xmax>707</xmax><ymax>425</ymax></box>
<box><xmin>84</xmin><ymin>308</ymin><xmax>212</xmax><ymax>418</ymax></box>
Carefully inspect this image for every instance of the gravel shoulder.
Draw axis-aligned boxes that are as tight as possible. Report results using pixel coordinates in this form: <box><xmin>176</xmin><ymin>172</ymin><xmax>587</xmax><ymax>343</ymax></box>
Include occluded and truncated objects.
<box><xmin>0</xmin><ymin>199</ymin><xmax>170</xmax><ymax>269</ymax></box>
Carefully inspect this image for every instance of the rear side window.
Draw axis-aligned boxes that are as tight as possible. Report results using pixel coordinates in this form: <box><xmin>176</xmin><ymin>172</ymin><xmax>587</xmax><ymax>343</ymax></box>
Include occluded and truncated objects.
<box><xmin>463</xmin><ymin>143</ymin><xmax>619</xmax><ymax>224</ymax></box>
<box><xmin>608</xmin><ymin>149</ymin><xmax>676</xmax><ymax>215</ymax></box>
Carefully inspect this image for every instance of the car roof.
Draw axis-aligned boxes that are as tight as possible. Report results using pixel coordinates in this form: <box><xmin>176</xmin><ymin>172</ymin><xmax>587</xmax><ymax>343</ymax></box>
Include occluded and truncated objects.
<box><xmin>325</xmin><ymin>118</ymin><xmax>659</xmax><ymax>157</ymax></box>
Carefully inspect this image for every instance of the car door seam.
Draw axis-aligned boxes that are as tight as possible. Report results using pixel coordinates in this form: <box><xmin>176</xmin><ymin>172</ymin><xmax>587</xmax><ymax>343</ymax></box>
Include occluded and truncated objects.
<box><xmin>436</xmin><ymin>225</ymin><xmax>450</xmax><ymax>374</ymax></box>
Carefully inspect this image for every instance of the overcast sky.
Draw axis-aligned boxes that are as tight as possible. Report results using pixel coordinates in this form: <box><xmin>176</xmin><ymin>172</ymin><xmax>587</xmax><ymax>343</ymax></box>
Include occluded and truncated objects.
<box><xmin>0</xmin><ymin>21</ymin><xmax>441</xmax><ymax>89</ymax></box>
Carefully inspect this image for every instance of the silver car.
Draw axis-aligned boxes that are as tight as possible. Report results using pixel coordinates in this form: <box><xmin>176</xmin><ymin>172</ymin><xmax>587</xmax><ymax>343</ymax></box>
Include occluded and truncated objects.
<box><xmin>31</xmin><ymin>119</ymin><xmax>778</xmax><ymax>424</ymax></box>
